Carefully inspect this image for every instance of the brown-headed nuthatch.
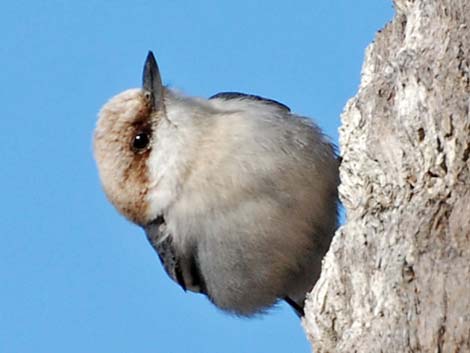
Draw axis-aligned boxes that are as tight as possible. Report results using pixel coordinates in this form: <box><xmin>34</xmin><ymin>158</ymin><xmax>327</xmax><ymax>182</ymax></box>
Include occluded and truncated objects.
<box><xmin>94</xmin><ymin>51</ymin><xmax>339</xmax><ymax>317</ymax></box>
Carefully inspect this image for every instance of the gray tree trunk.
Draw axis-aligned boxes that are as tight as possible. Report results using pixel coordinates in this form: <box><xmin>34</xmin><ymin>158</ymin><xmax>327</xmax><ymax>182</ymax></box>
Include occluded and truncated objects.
<box><xmin>303</xmin><ymin>1</ymin><xmax>470</xmax><ymax>352</ymax></box>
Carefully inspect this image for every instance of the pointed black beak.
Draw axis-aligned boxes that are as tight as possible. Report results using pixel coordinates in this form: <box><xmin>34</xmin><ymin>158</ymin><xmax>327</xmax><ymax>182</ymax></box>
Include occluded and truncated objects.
<box><xmin>142</xmin><ymin>50</ymin><xmax>164</xmax><ymax>111</ymax></box>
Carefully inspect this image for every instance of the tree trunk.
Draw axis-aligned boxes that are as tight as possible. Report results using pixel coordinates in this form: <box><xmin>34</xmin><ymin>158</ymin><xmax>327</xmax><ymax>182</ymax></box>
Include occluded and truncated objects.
<box><xmin>303</xmin><ymin>1</ymin><xmax>470</xmax><ymax>352</ymax></box>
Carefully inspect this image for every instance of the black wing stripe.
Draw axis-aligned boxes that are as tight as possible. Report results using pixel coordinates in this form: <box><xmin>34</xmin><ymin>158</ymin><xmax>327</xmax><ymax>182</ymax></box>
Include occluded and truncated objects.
<box><xmin>174</xmin><ymin>261</ymin><xmax>187</xmax><ymax>292</ymax></box>
<box><xmin>189</xmin><ymin>250</ymin><xmax>207</xmax><ymax>294</ymax></box>
<box><xmin>209</xmin><ymin>91</ymin><xmax>291</xmax><ymax>112</ymax></box>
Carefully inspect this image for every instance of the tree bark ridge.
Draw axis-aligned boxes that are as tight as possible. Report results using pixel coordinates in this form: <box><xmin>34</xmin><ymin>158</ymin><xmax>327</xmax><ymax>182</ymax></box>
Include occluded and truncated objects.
<box><xmin>303</xmin><ymin>1</ymin><xmax>470</xmax><ymax>352</ymax></box>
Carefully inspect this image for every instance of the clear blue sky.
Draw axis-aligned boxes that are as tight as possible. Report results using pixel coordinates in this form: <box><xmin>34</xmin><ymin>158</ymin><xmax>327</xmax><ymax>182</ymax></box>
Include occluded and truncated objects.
<box><xmin>1</xmin><ymin>1</ymin><xmax>393</xmax><ymax>352</ymax></box>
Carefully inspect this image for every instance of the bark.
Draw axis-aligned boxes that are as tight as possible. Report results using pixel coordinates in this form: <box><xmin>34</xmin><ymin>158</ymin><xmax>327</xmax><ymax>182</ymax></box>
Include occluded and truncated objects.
<box><xmin>303</xmin><ymin>1</ymin><xmax>470</xmax><ymax>352</ymax></box>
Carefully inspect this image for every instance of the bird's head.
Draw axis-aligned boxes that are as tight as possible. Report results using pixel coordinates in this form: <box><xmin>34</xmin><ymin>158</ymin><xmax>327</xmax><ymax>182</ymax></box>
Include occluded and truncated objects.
<box><xmin>94</xmin><ymin>52</ymin><xmax>166</xmax><ymax>226</ymax></box>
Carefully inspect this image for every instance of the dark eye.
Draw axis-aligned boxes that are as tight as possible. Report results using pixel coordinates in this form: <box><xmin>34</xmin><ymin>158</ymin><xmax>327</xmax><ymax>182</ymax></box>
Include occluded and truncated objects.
<box><xmin>132</xmin><ymin>132</ymin><xmax>150</xmax><ymax>152</ymax></box>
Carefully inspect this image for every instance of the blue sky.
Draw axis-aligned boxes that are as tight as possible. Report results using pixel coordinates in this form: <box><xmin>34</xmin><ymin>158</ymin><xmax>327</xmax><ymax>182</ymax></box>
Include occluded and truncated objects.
<box><xmin>1</xmin><ymin>1</ymin><xmax>393</xmax><ymax>352</ymax></box>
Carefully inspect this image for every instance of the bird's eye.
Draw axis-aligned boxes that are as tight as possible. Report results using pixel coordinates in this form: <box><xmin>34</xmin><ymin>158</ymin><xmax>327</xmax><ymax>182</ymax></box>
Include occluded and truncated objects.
<box><xmin>132</xmin><ymin>132</ymin><xmax>151</xmax><ymax>152</ymax></box>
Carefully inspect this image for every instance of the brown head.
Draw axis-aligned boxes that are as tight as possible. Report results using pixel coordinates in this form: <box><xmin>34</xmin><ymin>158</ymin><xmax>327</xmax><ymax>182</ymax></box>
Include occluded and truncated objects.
<box><xmin>93</xmin><ymin>52</ymin><xmax>165</xmax><ymax>225</ymax></box>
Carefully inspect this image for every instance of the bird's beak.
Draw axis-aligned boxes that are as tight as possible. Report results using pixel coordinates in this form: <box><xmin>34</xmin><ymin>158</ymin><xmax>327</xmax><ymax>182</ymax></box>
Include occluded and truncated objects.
<box><xmin>142</xmin><ymin>51</ymin><xmax>164</xmax><ymax>112</ymax></box>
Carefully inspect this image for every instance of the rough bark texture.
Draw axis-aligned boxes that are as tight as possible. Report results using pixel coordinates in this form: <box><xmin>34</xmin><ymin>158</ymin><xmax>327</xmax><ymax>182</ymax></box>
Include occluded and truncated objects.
<box><xmin>303</xmin><ymin>1</ymin><xmax>470</xmax><ymax>352</ymax></box>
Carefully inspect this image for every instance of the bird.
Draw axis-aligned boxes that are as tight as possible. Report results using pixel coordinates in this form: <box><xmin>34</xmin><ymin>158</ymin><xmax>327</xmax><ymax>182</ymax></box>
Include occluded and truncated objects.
<box><xmin>93</xmin><ymin>51</ymin><xmax>339</xmax><ymax>317</ymax></box>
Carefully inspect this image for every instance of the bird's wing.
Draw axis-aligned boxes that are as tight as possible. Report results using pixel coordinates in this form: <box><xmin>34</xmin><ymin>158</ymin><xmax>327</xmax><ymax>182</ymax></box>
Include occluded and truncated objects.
<box><xmin>144</xmin><ymin>217</ymin><xmax>207</xmax><ymax>294</ymax></box>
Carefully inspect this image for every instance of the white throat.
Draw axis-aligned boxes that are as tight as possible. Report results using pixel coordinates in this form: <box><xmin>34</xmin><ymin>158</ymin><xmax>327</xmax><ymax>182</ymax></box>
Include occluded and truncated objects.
<box><xmin>145</xmin><ymin>92</ymin><xmax>202</xmax><ymax>220</ymax></box>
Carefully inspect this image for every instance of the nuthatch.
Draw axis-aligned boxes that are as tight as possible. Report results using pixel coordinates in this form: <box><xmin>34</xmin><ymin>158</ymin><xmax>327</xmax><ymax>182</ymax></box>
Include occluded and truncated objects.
<box><xmin>94</xmin><ymin>51</ymin><xmax>339</xmax><ymax>317</ymax></box>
